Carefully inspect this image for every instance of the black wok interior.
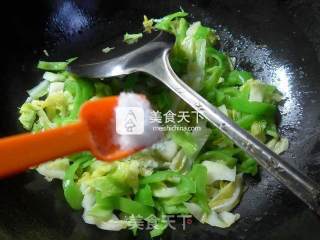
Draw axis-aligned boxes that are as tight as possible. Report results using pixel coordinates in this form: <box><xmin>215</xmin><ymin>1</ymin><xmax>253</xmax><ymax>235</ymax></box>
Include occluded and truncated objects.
<box><xmin>1</xmin><ymin>0</ymin><xmax>320</xmax><ymax>239</ymax></box>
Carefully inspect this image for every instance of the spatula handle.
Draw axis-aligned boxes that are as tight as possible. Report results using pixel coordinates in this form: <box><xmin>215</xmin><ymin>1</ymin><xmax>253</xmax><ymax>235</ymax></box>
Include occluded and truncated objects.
<box><xmin>0</xmin><ymin>122</ymin><xmax>90</xmax><ymax>177</ymax></box>
<box><xmin>142</xmin><ymin>49</ymin><xmax>320</xmax><ymax>215</ymax></box>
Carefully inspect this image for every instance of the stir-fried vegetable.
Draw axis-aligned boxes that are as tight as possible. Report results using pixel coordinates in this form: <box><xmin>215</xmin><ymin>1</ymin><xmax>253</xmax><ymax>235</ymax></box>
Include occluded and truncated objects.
<box><xmin>18</xmin><ymin>11</ymin><xmax>288</xmax><ymax>237</ymax></box>
<box><xmin>123</xmin><ymin>33</ymin><xmax>143</xmax><ymax>44</ymax></box>
<box><xmin>63</xmin><ymin>152</ymin><xmax>93</xmax><ymax>209</ymax></box>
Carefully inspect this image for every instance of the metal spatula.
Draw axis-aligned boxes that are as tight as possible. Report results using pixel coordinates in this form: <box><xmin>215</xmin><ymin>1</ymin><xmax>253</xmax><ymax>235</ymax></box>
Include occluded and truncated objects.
<box><xmin>68</xmin><ymin>31</ymin><xmax>320</xmax><ymax>215</ymax></box>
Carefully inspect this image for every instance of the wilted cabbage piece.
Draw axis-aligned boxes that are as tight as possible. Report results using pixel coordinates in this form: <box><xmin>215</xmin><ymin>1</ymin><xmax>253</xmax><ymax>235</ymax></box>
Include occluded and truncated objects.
<box><xmin>37</xmin><ymin>158</ymin><xmax>70</xmax><ymax>181</ymax></box>
<box><xmin>202</xmin><ymin>161</ymin><xmax>236</xmax><ymax>183</ymax></box>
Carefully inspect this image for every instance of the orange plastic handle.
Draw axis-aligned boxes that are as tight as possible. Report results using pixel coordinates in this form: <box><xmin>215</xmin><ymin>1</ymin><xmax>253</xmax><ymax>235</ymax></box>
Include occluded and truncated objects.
<box><xmin>0</xmin><ymin>122</ymin><xmax>90</xmax><ymax>177</ymax></box>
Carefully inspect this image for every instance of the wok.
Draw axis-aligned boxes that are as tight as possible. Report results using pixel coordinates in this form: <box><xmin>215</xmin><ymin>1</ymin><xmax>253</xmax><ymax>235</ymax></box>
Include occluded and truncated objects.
<box><xmin>0</xmin><ymin>0</ymin><xmax>320</xmax><ymax>239</ymax></box>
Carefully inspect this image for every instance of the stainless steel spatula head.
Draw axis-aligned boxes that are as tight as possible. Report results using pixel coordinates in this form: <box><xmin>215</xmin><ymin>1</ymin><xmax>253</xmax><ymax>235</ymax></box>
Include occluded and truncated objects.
<box><xmin>68</xmin><ymin>31</ymin><xmax>175</xmax><ymax>78</ymax></box>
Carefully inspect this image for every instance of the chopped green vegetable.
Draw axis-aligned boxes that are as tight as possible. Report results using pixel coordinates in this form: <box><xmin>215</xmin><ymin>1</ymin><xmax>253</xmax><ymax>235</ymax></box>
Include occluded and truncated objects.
<box><xmin>228</xmin><ymin>97</ymin><xmax>276</xmax><ymax>116</ymax></box>
<box><xmin>63</xmin><ymin>76</ymin><xmax>94</xmax><ymax>121</ymax></box>
<box><xmin>140</xmin><ymin>170</ymin><xmax>180</xmax><ymax>185</ymax></box>
<box><xmin>123</xmin><ymin>33</ymin><xmax>143</xmax><ymax>44</ymax></box>
<box><xmin>197</xmin><ymin>150</ymin><xmax>237</xmax><ymax>168</ymax></box>
<box><xmin>102</xmin><ymin>47</ymin><xmax>114</xmax><ymax>54</ymax></box>
<box><xmin>63</xmin><ymin>153</ymin><xmax>92</xmax><ymax>209</ymax></box>
<box><xmin>171</xmin><ymin>131</ymin><xmax>198</xmax><ymax>156</ymax></box>
<box><xmin>225</xmin><ymin>70</ymin><xmax>253</xmax><ymax>86</ymax></box>
<box><xmin>154</xmin><ymin>11</ymin><xmax>188</xmax><ymax>32</ymax></box>
<box><xmin>135</xmin><ymin>184</ymin><xmax>155</xmax><ymax>207</ymax></box>
<box><xmin>94</xmin><ymin>82</ymin><xmax>112</xmax><ymax>97</ymax></box>
<box><xmin>37</xmin><ymin>61</ymin><xmax>69</xmax><ymax>71</ymax></box>
<box><xmin>93</xmin><ymin>176</ymin><xmax>131</xmax><ymax>198</ymax></box>
<box><xmin>19</xmin><ymin>103</ymin><xmax>37</xmax><ymax>130</ymax></box>
<box><xmin>150</xmin><ymin>214</ymin><xmax>168</xmax><ymax>237</ymax></box>
<box><xmin>143</xmin><ymin>15</ymin><xmax>154</xmax><ymax>33</ymax></box>
<box><xmin>188</xmin><ymin>164</ymin><xmax>210</xmax><ymax>213</ymax></box>
<box><xmin>97</xmin><ymin>196</ymin><xmax>154</xmax><ymax>218</ymax></box>
<box><xmin>18</xmin><ymin>11</ymin><xmax>288</xmax><ymax>237</ymax></box>
<box><xmin>238</xmin><ymin>156</ymin><xmax>258</xmax><ymax>176</ymax></box>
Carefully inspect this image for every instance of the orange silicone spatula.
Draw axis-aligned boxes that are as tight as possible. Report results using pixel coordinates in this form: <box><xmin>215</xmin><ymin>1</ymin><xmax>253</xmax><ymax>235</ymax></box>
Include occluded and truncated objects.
<box><xmin>0</xmin><ymin>96</ymin><xmax>137</xmax><ymax>178</ymax></box>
